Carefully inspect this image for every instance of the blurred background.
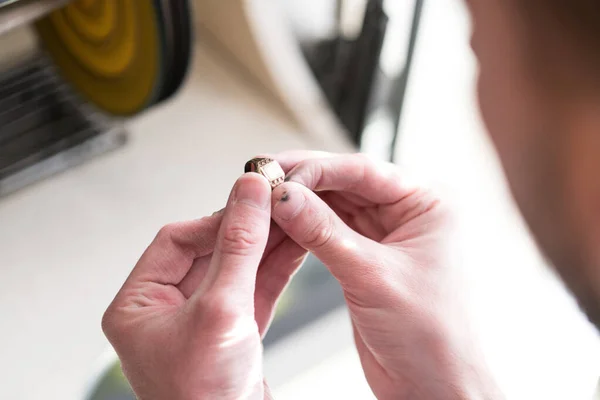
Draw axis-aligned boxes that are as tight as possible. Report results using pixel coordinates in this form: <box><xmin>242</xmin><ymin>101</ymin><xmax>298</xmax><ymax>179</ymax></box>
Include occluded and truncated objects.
<box><xmin>1</xmin><ymin>0</ymin><xmax>599</xmax><ymax>399</ymax></box>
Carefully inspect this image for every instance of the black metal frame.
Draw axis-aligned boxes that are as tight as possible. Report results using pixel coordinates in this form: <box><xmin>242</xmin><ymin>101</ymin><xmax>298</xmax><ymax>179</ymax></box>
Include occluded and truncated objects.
<box><xmin>0</xmin><ymin>55</ymin><xmax>126</xmax><ymax>198</ymax></box>
<box><xmin>304</xmin><ymin>0</ymin><xmax>425</xmax><ymax>161</ymax></box>
<box><xmin>263</xmin><ymin>0</ymin><xmax>426</xmax><ymax>347</ymax></box>
<box><xmin>389</xmin><ymin>0</ymin><xmax>424</xmax><ymax>162</ymax></box>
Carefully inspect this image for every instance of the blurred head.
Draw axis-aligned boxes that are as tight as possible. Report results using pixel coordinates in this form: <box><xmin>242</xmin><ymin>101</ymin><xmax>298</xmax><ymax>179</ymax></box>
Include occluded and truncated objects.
<box><xmin>466</xmin><ymin>0</ymin><xmax>600</xmax><ymax>326</ymax></box>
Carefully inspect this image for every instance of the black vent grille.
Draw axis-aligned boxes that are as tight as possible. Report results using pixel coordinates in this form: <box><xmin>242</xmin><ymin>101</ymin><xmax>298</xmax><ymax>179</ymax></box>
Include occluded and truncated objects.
<box><xmin>0</xmin><ymin>56</ymin><xmax>126</xmax><ymax>197</ymax></box>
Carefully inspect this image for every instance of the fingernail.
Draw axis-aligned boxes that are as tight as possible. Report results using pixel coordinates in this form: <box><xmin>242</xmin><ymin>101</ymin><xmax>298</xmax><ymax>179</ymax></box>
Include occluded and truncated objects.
<box><xmin>212</xmin><ymin>208</ymin><xmax>225</xmax><ymax>216</ymax></box>
<box><xmin>273</xmin><ymin>185</ymin><xmax>306</xmax><ymax>221</ymax></box>
<box><xmin>234</xmin><ymin>174</ymin><xmax>270</xmax><ymax>209</ymax></box>
<box><xmin>283</xmin><ymin>172</ymin><xmax>305</xmax><ymax>185</ymax></box>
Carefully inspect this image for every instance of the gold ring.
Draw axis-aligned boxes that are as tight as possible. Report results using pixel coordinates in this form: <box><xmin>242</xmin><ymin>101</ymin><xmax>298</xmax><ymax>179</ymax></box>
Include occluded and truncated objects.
<box><xmin>245</xmin><ymin>158</ymin><xmax>285</xmax><ymax>189</ymax></box>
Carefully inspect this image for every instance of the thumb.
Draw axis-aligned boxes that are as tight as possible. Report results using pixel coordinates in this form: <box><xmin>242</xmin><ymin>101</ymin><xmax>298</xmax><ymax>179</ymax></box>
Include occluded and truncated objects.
<box><xmin>194</xmin><ymin>173</ymin><xmax>272</xmax><ymax>308</ymax></box>
<box><xmin>271</xmin><ymin>182</ymin><xmax>381</xmax><ymax>287</ymax></box>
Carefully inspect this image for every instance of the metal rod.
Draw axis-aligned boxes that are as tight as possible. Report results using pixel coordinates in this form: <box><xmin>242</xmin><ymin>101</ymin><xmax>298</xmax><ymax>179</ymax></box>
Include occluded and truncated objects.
<box><xmin>389</xmin><ymin>0</ymin><xmax>424</xmax><ymax>163</ymax></box>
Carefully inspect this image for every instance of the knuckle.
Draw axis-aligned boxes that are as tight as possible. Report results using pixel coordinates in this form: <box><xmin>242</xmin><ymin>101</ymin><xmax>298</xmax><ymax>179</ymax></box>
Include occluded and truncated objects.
<box><xmin>355</xmin><ymin>152</ymin><xmax>384</xmax><ymax>171</ymax></box>
<box><xmin>291</xmin><ymin>160</ymin><xmax>320</xmax><ymax>188</ymax></box>
<box><xmin>355</xmin><ymin>152</ymin><xmax>375</xmax><ymax>163</ymax></box>
<box><xmin>212</xmin><ymin>301</ymin><xmax>242</xmax><ymax>322</ymax></box>
<box><xmin>156</xmin><ymin>222</ymin><xmax>181</xmax><ymax>242</ymax></box>
<box><xmin>200</xmin><ymin>292</ymin><xmax>244</xmax><ymax>322</ymax></box>
<box><xmin>304</xmin><ymin>214</ymin><xmax>335</xmax><ymax>250</ymax></box>
<box><xmin>355</xmin><ymin>153</ymin><xmax>379</xmax><ymax>172</ymax></box>
<box><xmin>313</xmin><ymin>162</ymin><xmax>326</xmax><ymax>188</ymax></box>
<box><xmin>101</xmin><ymin>307</ymin><xmax>118</xmax><ymax>339</ymax></box>
<box><xmin>221</xmin><ymin>223</ymin><xmax>260</xmax><ymax>255</ymax></box>
<box><xmin>345</xmin><ymin>154</ymin><xmax>375</xmax><ymax>190</ymax></box>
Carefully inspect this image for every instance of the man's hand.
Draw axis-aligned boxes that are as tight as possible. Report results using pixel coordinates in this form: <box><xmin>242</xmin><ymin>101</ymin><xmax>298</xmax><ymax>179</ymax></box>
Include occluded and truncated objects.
<box><xmin>270</xmin><ymin>151</ymin><xmax>502</xmax><ymax>400</ymax></box>
<box><xmin>102</xmin><ymin>173</ymin><xmax>306</xmax><ymax>400</ymax></box>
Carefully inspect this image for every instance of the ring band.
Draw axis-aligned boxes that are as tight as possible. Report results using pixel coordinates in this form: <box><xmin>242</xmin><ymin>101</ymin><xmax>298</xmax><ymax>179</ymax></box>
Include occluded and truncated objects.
<box><xmin>245</xmin><ymin>158</ymin><xmax>285</xmax><ymax>189</ymax></box>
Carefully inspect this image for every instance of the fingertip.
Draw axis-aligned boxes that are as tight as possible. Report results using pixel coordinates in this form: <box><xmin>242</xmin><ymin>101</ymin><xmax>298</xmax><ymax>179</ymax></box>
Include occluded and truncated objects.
<box><xmin>250</xmin><ymin>153</ymin><xmax>274</xmax><ymax>160</ymax></box>
<box><xmin>232</xmin><ymin>172</ymin><xmax>272</xmax><ymax>210</ymax></box>
<box><xmin>237</xmin><ymin>170</ymin><xmax>271</xmax><ymax>187</ymax></box>
<box><xmin>272</xmin><ymin>182</ymin><xmax>307</xmax><ymax>222</ymax></box>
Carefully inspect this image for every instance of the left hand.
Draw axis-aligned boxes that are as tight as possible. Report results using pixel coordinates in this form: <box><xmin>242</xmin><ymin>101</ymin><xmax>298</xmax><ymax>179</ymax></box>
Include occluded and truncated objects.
<box><xmin>268</xmin><ymin>151</ymin><xmax>501</xmax><ymax>400</ymax></box>
<box><xmin>102</xmin><ymin>173</ymin><xmax>306</xmax><ymax>400</ymax></box>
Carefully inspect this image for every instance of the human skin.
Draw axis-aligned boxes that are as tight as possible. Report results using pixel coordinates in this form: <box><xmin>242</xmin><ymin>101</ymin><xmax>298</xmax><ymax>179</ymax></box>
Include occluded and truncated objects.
<box><xmin>103</xmin><ymin>1</ymin><xmax>600</xmax><ymax>398</ymax></box>
<box><xmin>270</xmin><ymin>151</ymin><xmax>503</xmax><ymax>399</ymax></box>
<box><xmin>103</xmin><ymin>151</ymin><xmax>502</xmax><ymax>399</ymax></box>
<box><xmin>102</xmin><ymin>173</ymin><xmax>307</xmax><ymax>400</ymax></box>
<box><xmin>467</xmin><ymin>0</ymin><xmax>600</xmax><ymax>327</ymax></box>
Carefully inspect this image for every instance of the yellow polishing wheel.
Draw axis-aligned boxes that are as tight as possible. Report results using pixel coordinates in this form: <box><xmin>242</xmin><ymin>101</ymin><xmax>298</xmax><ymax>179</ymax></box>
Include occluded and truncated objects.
<box><xmin>63</xmin><ymin>1</ymin><xmax>119</xmax><ymax>47</ymax></box>
<box><xmin>35</xmin><ymin>0</ymin><xmax>162</xmax><ymax>116</ymax></box>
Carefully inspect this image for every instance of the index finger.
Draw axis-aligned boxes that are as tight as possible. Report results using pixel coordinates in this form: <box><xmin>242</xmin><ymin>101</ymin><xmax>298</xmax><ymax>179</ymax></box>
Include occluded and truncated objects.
<box><xmin>259</xmin><ymin>150</ymin><xmax>338</xmax><ymax>172</ymax></box>
<box><xmin>125</xmin><ymin>214</ymin><xmax>223</xmax><ymax>286</ymax></box>
<box><xmin>282</xmin><ymin>154</ymin><xmax>419</xmax><ymax>205</ymax></box>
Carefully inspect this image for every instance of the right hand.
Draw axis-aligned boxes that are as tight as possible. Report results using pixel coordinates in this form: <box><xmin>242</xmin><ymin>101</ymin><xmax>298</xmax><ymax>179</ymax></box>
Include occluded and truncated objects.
<box><xmin>269</xmin><ymin>151</ymin><xmax>502</xmax><ymax>400</ymax></box>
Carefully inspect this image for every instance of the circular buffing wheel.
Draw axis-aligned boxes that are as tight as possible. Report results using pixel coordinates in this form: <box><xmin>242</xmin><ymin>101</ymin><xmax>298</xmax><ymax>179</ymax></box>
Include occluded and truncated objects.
<box><xmin>156</xmin><ymin>0</ymin><xmax>193</xmax><ymax>102</ymax></box>
<box><xmin>153</xmin><ymin>0</ymin><xmax>174</xmax><ymax>102</ymax></box>
<box><xmin>35</xmin><ymin>0</ymin><xmax>163</xmax><ymax>116</ymax></box>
